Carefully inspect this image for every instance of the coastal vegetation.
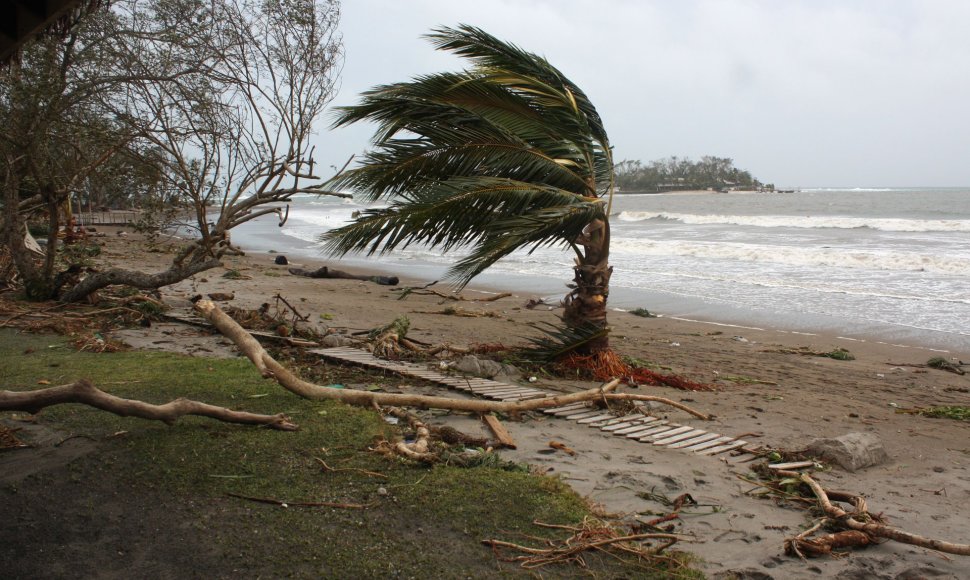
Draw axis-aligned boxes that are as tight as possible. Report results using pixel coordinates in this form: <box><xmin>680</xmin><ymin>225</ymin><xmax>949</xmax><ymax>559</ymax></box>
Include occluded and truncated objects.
<box><xmin>615</xmin><ymin>156</ymin><xmax>771</xmax><ymax>192</ymax></box>
<box><xmin>1</xmin><ymin>0</ymin><xmax>343</xmax><ymax>301</ymax></box>
<box><xmin>322</xmin><ymin>25</ymin><xmax>617</xmax><ymax>354</ymax></box>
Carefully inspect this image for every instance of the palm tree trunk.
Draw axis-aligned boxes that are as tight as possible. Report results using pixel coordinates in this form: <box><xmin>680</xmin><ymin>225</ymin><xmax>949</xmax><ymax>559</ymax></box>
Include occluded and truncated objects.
<box><xmin>563</xmin><ymin>218</ymin><xmax>612</xmax><ymax>353</ymax></box>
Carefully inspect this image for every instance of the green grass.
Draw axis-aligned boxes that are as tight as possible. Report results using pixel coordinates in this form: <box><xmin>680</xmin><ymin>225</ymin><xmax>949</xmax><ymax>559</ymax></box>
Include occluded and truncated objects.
<box><xmin>917</xmin><ymin>406</ymin><xmax>970</xmax><ymax>421</ymax></box>
<box><xmin>1</xmin><ymin>328</ymin><xmax>697</xmax><ymax>577</ymax></box>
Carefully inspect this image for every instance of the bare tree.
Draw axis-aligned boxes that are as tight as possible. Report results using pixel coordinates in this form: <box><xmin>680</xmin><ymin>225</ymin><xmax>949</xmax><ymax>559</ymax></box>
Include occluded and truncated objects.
<box><xmin>1</xmin><ymin>0</ymin><xmax>345</xmax><ymax>301</ymax></box>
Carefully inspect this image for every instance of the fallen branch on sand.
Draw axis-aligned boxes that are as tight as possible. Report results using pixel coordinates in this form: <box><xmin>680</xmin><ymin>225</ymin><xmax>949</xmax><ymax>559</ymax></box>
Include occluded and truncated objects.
<box><xmin>193</xmin><ymin>300</ymin><xmax>713</xmax><ymax>420</ymax></box>
<box><xmin>777</xmin><ymin>469</ymin><xmax>970</xmax><ymax>558</ymax></box>
<box><xmin>394</xmin><ymin>283</ymin><xmax>512</xmax><ymax>303</ymax></box>
<box><xmin>0</xmin><ymin>379</ymin><xmax>298</xmax><ymax>431</ymax></box>
<box><xmin>288</xmin><ymin>265</ymin><xmax>398</xmax><ymax>286</ymax></box>
<box><xmin>483</xmin><ymin>516</ymin><xmax>692</xmax><ymax>570</ymax></box>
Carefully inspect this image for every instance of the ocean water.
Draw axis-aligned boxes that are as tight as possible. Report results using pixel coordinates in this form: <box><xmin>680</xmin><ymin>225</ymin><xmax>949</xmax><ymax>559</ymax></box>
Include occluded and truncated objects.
<box><xmin>232</xmin><ymin>187</ymin><xmax>970</xmax><ymax>354</ymax></box>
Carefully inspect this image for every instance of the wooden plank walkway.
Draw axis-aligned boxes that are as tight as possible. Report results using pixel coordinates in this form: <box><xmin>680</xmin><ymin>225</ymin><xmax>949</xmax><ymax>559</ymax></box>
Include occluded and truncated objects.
<box><xmin>312</xmin><ymin>346</ymin><xmax>758</xmax><ymax>460</ymax></box>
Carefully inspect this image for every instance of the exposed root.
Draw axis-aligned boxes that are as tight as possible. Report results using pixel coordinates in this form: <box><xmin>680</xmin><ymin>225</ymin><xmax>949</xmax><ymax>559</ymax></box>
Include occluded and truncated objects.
<box><xmin>559</xmin><ymin>350</ymin><xmax>716</xmax><ymax>392</ymax></box>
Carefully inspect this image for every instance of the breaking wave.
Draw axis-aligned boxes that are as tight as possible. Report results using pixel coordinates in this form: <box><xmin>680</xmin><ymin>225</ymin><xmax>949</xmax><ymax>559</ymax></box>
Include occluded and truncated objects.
<box><xmin>616</xmin><ymin>212</ymin><xmax>970</xmax><ymax>232</ymax></box>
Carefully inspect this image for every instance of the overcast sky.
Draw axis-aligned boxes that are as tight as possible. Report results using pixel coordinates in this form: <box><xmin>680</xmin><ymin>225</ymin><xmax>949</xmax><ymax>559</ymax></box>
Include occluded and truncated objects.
<box><xmin>311</xmin><ymin>0</ymin><xmax>970</xmax><ymax>188</ymax></box>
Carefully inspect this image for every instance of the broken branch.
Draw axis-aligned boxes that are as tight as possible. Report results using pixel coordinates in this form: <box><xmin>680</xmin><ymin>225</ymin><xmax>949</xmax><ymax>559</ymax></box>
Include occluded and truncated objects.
<box><xmin>195</xmin><ymin>300</ymin><xmax>630</xmax><ymax>415</ymax></box>
<box><xmin>0</xmin><ymin>379</ymin><xmax>297</xmax><ymax>431</ymax></box>
<box><xmin>777</xmin><ymin>470</ymin><xmax>970</xmax><ymax>556</ymax></box>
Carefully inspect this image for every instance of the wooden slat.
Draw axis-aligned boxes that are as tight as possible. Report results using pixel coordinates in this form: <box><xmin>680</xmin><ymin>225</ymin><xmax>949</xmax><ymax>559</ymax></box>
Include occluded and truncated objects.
<box><xmin>612</xmin><ymin>418</ymin><xmax>662</xmax><ymax>435</ymax></box>
<box><xmin>601</xmin><ymin>417</ymin><xmax>654</xmax><ymax>432</ymax></box>
<box><xmin>653</xmin><ymin>428</ymin><xmax>708</xmax><ymax>446</ymax></box>
<box><xmin>470</xmin><ymin>386</ymin><xmax>523</xmax><ymax>394</ymax></box>
<box><xmin>665</xmin><ymin>432</ymin><xmax>722</xmax><ymax>449</ymax></box>
<box><xmin>591</xmin><ymin>415</ymin><xmax>640</xmax><ymax>428</ymax></box>
<box><xmin>682</xmin><ymin>436</ymin><xmax>733</xmax><ymax>451</ymax></box>
<box><xmin>557</xmin><ymin>407</ymin><xmax>600</xmax><ymax>418</ymax></box>
<box><xmin>631</xmin><ymin>424</ymin><xmax>684</xmax><ymax>440</ymax></box>
<box><xmin>768</xmin><ymin>461</ymin><xmax>816</xmax><ymax>471</ymax></box>
<box><xmin>698</xmin><ymin>440</ymin><xmax>748</xmax><ymax>456</ymax></box>
<box><xmin>483</xmin><ymin>415</ymin><xmax>516</xmax><ymax>449</ymax></box>
<box><xmin>564</xmin><ymin>410</ymin><xmax>607</xmax><ymax>421</ymax></box>
<box><xmin>544</xmin><ymin>403</ymin><xmax>589</xmax><ymax>414</ymax></box>
<box><xmin>576</xmin><ymin>413</ymin><xmax>615</xmax><ymax>425</ymax></box>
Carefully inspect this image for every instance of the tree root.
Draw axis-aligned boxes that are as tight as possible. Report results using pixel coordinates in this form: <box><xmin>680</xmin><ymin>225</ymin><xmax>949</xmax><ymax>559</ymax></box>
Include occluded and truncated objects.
<box><xmin>777</xmin><ymin>470</ymin><xmax>970</xmax><ymax>557</ymax></box>
<box><xmin>0</xmin><ymin>379</ymin><xmax>298</xmax><ymax>431</ymax></box>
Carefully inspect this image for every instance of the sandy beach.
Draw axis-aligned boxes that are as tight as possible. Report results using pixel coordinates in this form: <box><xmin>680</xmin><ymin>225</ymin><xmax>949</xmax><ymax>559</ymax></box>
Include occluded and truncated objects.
<box><xmin>91</xmin><ymin>229</ymin><xmax>970</xmax><ymax>578</ymax></box>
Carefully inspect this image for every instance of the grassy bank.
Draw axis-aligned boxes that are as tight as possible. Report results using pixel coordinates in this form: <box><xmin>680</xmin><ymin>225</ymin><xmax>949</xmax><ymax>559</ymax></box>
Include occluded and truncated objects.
<box><xmin>0</xmin><ymin>329</ymin><xmax>699</xmax><ymax>578</ymax></box>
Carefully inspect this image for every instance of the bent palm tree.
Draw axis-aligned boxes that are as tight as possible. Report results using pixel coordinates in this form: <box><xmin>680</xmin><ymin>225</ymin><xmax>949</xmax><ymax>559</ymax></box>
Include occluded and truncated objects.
<box><xmin>323</xmin><ymin>25</ymin><xmax>615</xmax><ymax>353</ymax></box>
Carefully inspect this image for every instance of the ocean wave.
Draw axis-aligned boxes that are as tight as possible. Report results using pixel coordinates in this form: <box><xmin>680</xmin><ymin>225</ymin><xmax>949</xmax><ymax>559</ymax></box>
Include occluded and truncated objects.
<box><xmin>610</xmin><ymin>238</ymin><xmax>970</xmax><ymax>276</ymax></box>
<box><xmin>616</xmin><ymin>211</ymin><xmax>970</xmax><ymax>232</ymax></box>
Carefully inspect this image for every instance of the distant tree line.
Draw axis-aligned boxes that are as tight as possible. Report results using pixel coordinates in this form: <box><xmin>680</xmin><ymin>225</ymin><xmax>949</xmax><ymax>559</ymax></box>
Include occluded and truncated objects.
<box><xmin>614</xmin><ymin>156</ymin><xmax>772</xmax><ymax>192</ymax></box>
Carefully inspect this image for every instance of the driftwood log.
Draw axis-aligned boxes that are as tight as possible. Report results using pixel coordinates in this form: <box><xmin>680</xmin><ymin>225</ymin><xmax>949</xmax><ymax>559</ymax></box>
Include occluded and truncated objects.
<box><xmin>0</xmin><ymin>379</ymin><xmax>298</xmax><ymax>430</ymax></box>
<box><xmin>288</xmin><ymin>265</ymin><xmax>398</xmax><ymax>286</ymax></box>
<box><xmin>193</xmin><ymin>300</ymin><xmax>711</xmax><ymax>419</ymax></box>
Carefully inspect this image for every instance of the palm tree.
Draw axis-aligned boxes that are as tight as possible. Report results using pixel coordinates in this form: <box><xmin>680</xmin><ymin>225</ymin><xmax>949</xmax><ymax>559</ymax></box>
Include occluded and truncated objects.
<box><xmin>323</xmin><ymin>25</ymin><xmax>615</xmax><ymax>353</ymax></box>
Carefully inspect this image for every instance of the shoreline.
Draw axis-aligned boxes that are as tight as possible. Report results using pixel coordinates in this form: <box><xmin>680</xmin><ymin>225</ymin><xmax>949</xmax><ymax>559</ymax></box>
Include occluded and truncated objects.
<box><xmin>228</xmin><ymin>222</ymin><xmax>970</xmax><ymax>358</ymax></box>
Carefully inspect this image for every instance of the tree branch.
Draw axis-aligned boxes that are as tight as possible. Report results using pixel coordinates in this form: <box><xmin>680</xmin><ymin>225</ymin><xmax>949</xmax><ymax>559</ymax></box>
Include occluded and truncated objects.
<box><xmin>1</xmin><ymin>379</ymin><xmax>298</xmax><ymax>431</ymax></box>
<box><xmin>60</xmin><ymin>258</ymin><xmax>222</xmax><ymax>303</ymax></box>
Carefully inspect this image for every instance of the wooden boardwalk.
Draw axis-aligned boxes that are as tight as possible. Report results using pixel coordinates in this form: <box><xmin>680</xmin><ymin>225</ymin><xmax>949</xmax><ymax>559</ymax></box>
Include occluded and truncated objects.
<box><xmin>312</xmin><ymin>346</ymin><xmax>758</xmax><ymax>459</ymax></box>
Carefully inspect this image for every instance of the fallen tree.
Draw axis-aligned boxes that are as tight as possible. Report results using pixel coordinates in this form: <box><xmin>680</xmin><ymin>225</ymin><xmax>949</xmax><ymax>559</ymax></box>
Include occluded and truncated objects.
<box><xmin>1</xmin><ymin>379</ymin><xmax>297</xmax><ymax>430</ymax></box>
<box><xmin>193</xmin><ymin>299</ymin><xmax>712</xmax><ymax>419</ymax></box>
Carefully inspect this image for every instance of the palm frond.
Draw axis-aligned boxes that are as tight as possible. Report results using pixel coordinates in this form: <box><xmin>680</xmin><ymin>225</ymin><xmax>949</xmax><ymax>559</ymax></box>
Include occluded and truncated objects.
<box><xmin>322</xmin><ymin>24</ymin><xmax>614</xmax><ymax>290</ymax></box>
<box><xmin>518</xmin><ymin>320</ymin><xmax>611</xmax><ymax>363</ymax></box>
<box><xmin>321</xmin><ymin>177</ymin><xmax>603</xmax><ymax>261</ymax></box>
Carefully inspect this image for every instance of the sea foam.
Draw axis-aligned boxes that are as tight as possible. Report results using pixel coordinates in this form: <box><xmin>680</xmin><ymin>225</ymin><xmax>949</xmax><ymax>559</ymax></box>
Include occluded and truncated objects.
<box><xmin>616</xmin><ymin>211</ymin><xmax>970</xmax><ymax>232</ymax></box>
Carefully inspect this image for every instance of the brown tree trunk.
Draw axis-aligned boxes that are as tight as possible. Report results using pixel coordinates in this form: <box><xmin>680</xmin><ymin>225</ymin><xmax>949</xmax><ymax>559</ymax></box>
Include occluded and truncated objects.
<box><xmin>60</xmin><ymin>258</ymin><xmax>222</xmax><ymax>303</ymax></box>
<box><xmin>562</xmin><ymin>218</ymin><xmax>612</xmax><ymax>353</ymax></box>
<box><xmin>1</xmin><ymin>167</ymin><xmax>53</xmax><ymax>299</ymax></box>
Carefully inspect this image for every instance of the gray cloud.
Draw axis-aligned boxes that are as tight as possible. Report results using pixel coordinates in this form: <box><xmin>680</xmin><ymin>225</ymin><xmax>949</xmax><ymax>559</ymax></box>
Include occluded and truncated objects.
<box><xmin>311</xmin><ymin>0</ymin><xmax>970</xmax><ymax>187</ymax></box>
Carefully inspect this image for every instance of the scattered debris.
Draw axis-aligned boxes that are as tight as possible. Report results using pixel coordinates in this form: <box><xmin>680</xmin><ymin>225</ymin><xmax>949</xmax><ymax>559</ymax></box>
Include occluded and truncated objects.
<box><xmin>393</xmin><ymin>282</ymin><xmax>511</xmax><ymax>303</ymax></box>
<box><xmin>896</xmin><ymin>405</ymin><xmax>970</xmax><ymax>422</ymax></box>
<box><xmin>483</xmin><ymin>517</ymin><xmax>692</xmax><ymax>571</ymax></box>
<box><xmin>888</xmin><ymin>357</ymin><xmax>967</xmax><ymax>375</ymax></box>
<box><xmin>777</xmin><ymin>469</ymin><xmax>970</xmax><ymax>557</ymax></box>
<box><xmin>549</xmin><ymin>441</ymin><xmax>577</xmax><ymax>456</ymax></box>
<box><xmin>450</xmin><ymin>355</ymin><xmax>519</xmax><ymax>381</ymax></box>
<box><xmin>763</xmin><ymin>346</ymin><xmax>855</xmax><ymax>361</ymax></box>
